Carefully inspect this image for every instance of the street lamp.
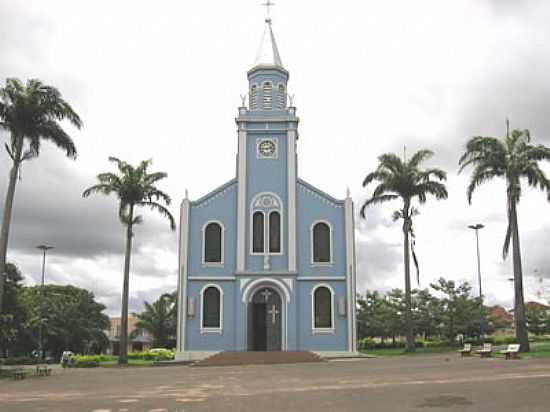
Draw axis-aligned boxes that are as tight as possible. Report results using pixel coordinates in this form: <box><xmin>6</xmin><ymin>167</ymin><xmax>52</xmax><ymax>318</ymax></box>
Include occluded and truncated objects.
<box><xmin>36</xmin><ymin>244</ymin><xmax>54</xmax><ymax>361</ymax></box>
<box><xmin>468</xmin><ymin>224</ymin><xmax>485</xmax><ymax>342</ymax></box>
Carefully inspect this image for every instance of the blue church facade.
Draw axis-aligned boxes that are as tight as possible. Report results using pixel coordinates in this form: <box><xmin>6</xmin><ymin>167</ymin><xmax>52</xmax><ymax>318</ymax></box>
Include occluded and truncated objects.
<box><xmin>176</xmin><ymin>17</ymin><xmax>357</xmax><ymax>360</ymax></box>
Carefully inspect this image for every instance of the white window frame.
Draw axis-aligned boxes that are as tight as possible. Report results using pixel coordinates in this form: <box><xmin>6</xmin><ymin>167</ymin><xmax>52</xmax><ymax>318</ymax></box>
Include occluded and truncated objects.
<box><xmin>250</xmin><ymin>192</ymin><xmax>284</xmax><ymax>256</ymax></box>
<box><xmin>250</xmin><ymin>83</ymin><xmax>258</xmax><ymax>110</ymax></box>
<box><xmin>202</xmin><ymin>220</ymin><xmax>225</xmax><ymax>267</ymax></box>
<box><xmin>310</xmin><ymin>220</ymin><xmax>334</xmax><ymax>266</ymax></box>
<box><xmin>200</xmin><ymin>284</ymin><xmax>223</xmax><ymax>334</ymax></box>
<box><xmin>276</xmin><ymin>83</ymin><xmax>286</xmax><ymax>110</ymax></box>
<box><xmin>311</xmin><ymin>283</ymin><xmax>335</xmax><ymax>334</ymax></box>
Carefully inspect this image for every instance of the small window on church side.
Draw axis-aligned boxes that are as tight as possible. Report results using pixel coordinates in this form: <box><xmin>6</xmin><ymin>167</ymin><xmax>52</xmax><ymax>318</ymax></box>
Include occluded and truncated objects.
<box><xmin>250</xmin><ymin>85</ymin><xmax>257</xmax><ymax>110</ymax></box>
<box><xmin>263</xmin><ymin>82</ymin><xmax>273</xmax><ymax>110</ymax></box>
<box><xmin>253</xmin><ymin>211</ymin><xmax>265</xmax><ymax>253</ymax></box>
<box><xmin>277</xmin><ymin>84</ymin><xmax>285</xmax><ymax>109</ymax></box>
<box><xmin>204</xmin><ymin>222</ymin><xmax>222</xmax><ymax>263</ymax></box>
<box><xmin>269</xmin><ymin>211</ymin><xmax>281</xmax><ymax>253</ymax></box>
<box><xmin>202</xmin><ymin>286</ymin><xmax>221</xmax><ymax>328</ymax></box>
<box><xmin>313</xmin><ymin>222</ymin><xmax>331</xmax><ymax>263</ymax></box>
<box><xmin>314</xmin><ymin>286</ymin><xmax>333</xmax><ymax>329</ymax></box>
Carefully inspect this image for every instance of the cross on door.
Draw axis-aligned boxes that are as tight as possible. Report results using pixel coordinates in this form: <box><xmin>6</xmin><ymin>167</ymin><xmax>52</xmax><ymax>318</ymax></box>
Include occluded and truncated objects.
<box><xmin>267</xmin><ymin>304</ymin><xmax>279</xmax><ymax>324</ymax></box>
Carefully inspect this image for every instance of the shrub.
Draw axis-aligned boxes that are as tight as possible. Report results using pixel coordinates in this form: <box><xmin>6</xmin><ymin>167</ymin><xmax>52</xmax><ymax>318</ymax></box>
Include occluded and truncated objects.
<box><xmin>128</xmin><ymin>349</ymin><xmax>175</xmax><ymax>361</ymax></box>
<box><xmin>2</xmin><ymin>356</ymin><xmax>37</xmax><ymax>365</ymax></box>
<box><xmin>73</xmin><ymin>359</ymin><xmax>99</xmax><ymax>368</ymax></box>
<box><xmin>70</xmin><ymin>354</ymin><xmax>114</xmax><ymax>367</ymax></box>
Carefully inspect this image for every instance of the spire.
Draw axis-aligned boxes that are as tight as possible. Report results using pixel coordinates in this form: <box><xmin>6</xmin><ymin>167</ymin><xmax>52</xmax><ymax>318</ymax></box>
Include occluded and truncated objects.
<box><xmin>253</xmin><ymin>18</ymin><xmax>284</xmax><ymax>69</ymax></box>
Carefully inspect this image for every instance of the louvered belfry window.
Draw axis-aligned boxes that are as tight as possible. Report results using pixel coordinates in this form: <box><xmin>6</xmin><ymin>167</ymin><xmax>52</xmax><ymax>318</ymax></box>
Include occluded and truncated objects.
<box><xmin>263</xmin><ymin>82</ymin><xmax>273</xmax><ymax>110</ymax></box>
<box><xmin>204</xmin><ymin>222</ymin><xmax>222</xmax><ymax>263</ymax></box>
<box><xmin>202</xmin><ymin>287</ymin><xmax>221</xmax><ymax>328</ymax></box>
<box><xmin>250</xmin><ymin>85</ymin><xmax>258</xmax><ymax>110</ymax></box>
<box><xmin>314</xmin><ymin>287</ymin><xmax>332</xmax><ymax>328</ymax></box>
<box><xmin>277</xmin><ymin>84</ymin><xmax>285</xmax><ymax>109</ymax></box>
<box><xmin>313</xmin><ymin>222</ymin><xmax>331</xmax><ymax>263</ymax></box>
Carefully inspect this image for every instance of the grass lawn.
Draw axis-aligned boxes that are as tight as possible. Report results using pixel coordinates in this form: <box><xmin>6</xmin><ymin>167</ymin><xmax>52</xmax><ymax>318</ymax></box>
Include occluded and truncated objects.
<box><xmin>523</xmin><ymin>342</ymin><xmax>550</xmax><ymax>359</ymax></box>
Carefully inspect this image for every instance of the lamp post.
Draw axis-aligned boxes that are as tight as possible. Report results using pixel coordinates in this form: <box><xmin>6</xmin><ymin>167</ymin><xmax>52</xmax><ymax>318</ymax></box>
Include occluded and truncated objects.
<box><xmin>36</xmin><ymin>244</ymin><xmax>54</xmax><ymax>361</ymax></box>
<box><xmin>468</xmin><ymin>224</ymin><xmax>485</xmax><ymax>342</ymax></box>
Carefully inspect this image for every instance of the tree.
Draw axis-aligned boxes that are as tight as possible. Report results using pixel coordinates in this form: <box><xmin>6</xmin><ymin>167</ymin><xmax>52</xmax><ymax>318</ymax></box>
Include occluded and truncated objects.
<box><xmin>133</xmin><ymin>292</ymin><xmax>177</xmax><ymax>348</ymax></box>
<box><xmin>0</xmin><ymin>263</ymin><xmax>30</xmax><ymax>357</ymax></box>
<box><xmin>525</xmin><ymin>303</ymin><xmax>550</xmax><ymax>336</ymax></box>
<box><xmin>360</xmin><ymin>150</ymin><xmax>448</xmax><ymax>351</ymax></box>
<box><xmin>83</xmin><ymin>158</ymin><xmax>175</xmax><ymax>364</ymax></box>
<box><xmin>0</xmin><ymin>78</ymin><xmax>82</xmax><ymax>313</ymax></box>
<box><xmin>413</xmin><ymin>288</ymin><xmax>443</xmax><ymax>340</ymax></box>
<box><xmin>459</xmin><ymin>122</ymin><xmax>550</xmax><ymax>351</ymax></box>
<box><xmin>18</xmin><ymin>284</ymin><xmax>110</xmax><ymax>358</ymax></box>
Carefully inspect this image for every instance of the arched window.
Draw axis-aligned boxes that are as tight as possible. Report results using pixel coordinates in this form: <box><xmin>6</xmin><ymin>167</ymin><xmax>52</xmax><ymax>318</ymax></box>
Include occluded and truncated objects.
<box><xmin>277</xmin><ymin>84</ymin><xmax>285</xmax><ymax>109</ymax></box>
<box><xmin>252</xmin><ymin>212</ymin><xmax>264</xmax><ymax>253</ymax></box>
<box><xmin>202</xmin><ymin>286</ymin><xmax>221</xmax><ymax>329</ymax></box>
<box><xmin>263</xmin><ymin>82</ymin><xmax>272</xmax><ymax>110</ymax></box>
<box><xmin>269</xmin><ymin>211</ymin><xmax>281</xmax><ymax>253</ymax></box>
<box><xmin>313</xmin><ymin>286</ymin><xmax>333</xmax><ymax>329</ymax></box>
<box><xmin>312</xmin><ymin>222</ymin><xmax>331</xmax><ymax>263</ymax></box>
<box><xmin>251</xmin><ymin>193</ymin><xmax>283</xmax><ymax>255</ymax></box>
<box><xmin>250</xmin><ymin>85</ymin><xmax>258</xmax><ymax>110</ymax></box>
<box><xmin>203</xmin><ymin>222</ymin><xmax>222</xmax><ymax>264</ymax></box>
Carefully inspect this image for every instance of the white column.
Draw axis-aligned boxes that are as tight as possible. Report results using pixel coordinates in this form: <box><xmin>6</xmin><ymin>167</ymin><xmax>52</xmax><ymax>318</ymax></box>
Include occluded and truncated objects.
<box><xmin>344</xmin><ymin>191</ymin><xmax>357</xmax><ymax>352</ymax></box>
<box><xmin>237</xmin><ymin>127</ymin><xmax>247</xmax><ymax>272</ymax></box>
<box><xmin>287</xmin><ymin>127</ymin><xmax>297</xmax><ymax>272</ymax></box>
<box><xmin>176</xmin><ymin>196</ymin><xmax>190</xmax><ymax>354</ymax></box>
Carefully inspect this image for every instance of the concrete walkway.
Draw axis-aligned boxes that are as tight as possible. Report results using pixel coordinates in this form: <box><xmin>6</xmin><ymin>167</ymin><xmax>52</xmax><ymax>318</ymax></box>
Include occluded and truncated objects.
<box><xmin>1</xmin><ymin>354</ymin><xmax>549</xmax><ymax>411</ymax></box>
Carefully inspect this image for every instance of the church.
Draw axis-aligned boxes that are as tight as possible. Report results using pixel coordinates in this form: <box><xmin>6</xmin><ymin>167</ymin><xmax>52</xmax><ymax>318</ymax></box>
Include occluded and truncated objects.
<box><xmin>175</xmin><ymin>15</ymin><xmax>357</xmax><ymax>360</ymax></box>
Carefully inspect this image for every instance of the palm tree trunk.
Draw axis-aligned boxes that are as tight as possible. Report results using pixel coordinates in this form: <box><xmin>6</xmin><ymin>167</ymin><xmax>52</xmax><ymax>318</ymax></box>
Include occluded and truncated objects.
<box><xmin>119</xmin><ymin>204</ymin><xmax>134</xmax><ymax>365</ymax></box>
<box><xmin>510</xmin><ymin>200</ymin><xmax>530</xmax><ymax>352</ymax></box>
<box><xmin>403</xmin><ymin>217</ymin><xmax>415</xmax><ymax>352</ymax></box>
<box><xmin>0</xmin><ymin>136</ymin><xmax>23</xmax><ymax>313</ymax></box>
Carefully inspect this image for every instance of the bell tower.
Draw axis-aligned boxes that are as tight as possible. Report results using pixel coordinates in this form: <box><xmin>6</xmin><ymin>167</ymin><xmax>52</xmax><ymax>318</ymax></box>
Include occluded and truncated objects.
<box><xmin>235</xmin><ymin>16</ymin><xmax>299</xmax><ymax>274</ymax></box>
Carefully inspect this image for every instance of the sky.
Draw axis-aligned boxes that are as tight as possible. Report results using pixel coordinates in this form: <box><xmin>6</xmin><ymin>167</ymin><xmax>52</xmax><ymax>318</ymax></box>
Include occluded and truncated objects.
<box><xmin>1</xmin><ymin>0</ymin><xmax>550</xmax><ymax>316</ymax></box>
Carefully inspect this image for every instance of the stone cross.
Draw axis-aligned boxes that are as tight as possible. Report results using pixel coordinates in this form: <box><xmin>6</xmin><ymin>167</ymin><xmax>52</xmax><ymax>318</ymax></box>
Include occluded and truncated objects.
<box><xmin>260</xmin><ymin>289</ymin><xmax>272</xmax><ymax>302</ymax></box>
<box><xmin>262</xmin><ymin>0</ymin><xmax>275</xmax><ymax>19</ymax></box>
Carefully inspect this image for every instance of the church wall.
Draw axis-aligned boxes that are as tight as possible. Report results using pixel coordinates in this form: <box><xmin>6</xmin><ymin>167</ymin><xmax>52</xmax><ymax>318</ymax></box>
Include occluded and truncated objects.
<box><xmin>296</xmin><ymin>280</ymin><xmax>349</xmax><ymax>351</ymax></box>
<box><xmin>296</xmin><ymin>183</ymin><xmax>347</xmax><ymax>276</ymax></box>
<box><xmin>185</xmin><ymin>280</ymin><xmax>237</xmax><ymax>351</ymax></box>
<box><xmin>188</xmin><ymin>181</ymin><xmax>238</xmax><ymax>277</ymax></box>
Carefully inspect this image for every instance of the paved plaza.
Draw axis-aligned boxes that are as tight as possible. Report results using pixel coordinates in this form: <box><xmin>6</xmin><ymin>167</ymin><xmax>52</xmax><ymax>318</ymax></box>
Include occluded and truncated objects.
<box><xmin>1</xmin><ymin>354</ymin><xmax>550</xmax><ymax>411</ymax></box>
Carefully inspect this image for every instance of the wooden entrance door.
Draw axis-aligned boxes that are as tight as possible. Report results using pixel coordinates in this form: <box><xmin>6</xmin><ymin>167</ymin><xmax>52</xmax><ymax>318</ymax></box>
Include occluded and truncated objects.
<box><xmin>250</xmin><ymin>288</ymin><xmax>282</xmax><ymax>351</ymax></box>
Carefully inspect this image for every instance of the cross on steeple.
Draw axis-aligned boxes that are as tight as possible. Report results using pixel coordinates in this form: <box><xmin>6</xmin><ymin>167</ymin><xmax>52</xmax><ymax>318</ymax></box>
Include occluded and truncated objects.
<box><xmin>262</xmin><ymin>0</ymin><xmax>275</xmax><ymax>20</ymax></box>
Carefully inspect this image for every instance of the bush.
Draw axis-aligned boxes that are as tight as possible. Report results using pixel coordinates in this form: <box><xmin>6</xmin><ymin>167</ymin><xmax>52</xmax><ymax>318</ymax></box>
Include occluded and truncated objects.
<box><xmin>128</xmin><ymin>349</ymin><xmax>175</xmax><ymax>361</ymax></box>
<box><xmin>484</xmin><ymin>336</ymin><xmax>517</xmax><ymax>346</ymax></box>
<box><xmin>73</xmin><ymin>359</ymin><xmax>99</xmax><ymax>368</ymax></box>
<box><xmin>70</xmin><ymin>354</ymin><xmax>114</xmax><ymax>367</ymax></box>
<box><xmin>2</xmin><ymin>356</ymin><xmax>37</xmax><ymax>365</ymax></box>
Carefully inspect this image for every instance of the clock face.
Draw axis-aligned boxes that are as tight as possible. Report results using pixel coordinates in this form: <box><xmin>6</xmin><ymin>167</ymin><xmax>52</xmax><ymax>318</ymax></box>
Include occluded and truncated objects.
<box><xmin>258</xmin><ymin>140</ymin><xmax>276</xmax><ymax>157</ymax></box>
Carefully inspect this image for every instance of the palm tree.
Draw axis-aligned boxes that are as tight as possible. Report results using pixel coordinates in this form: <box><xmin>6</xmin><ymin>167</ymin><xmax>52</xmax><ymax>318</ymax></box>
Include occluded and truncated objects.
<box><xmin>134</xmin><ymin>292</ymin><xmax>177</xmax><ymax>348</ymax></box>
<box><xmin>361</xmin><ymin>149</ymin><xmax>448</xmax><ymax>352</ymax></box>
<box><xmin>83</xmin><ymin>158</ymin><xmax>175</xmax><ymax>364</ymax></box>
<box><xmin>459</xmin><ymin>122</ymin><xmax>550</xmax><ymax>352</ymax></box>
<box><xmin>0</xmin><ymin>78</ymin><xmax>82</xmax><ymax>313</ymax></box>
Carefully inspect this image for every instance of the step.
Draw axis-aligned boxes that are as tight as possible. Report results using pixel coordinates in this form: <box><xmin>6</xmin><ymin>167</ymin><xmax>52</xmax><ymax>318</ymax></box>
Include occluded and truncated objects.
<box><xmin>192</xmin><ymin>351</ymin><xmax>324</xmax><ymax>367</ymax></box>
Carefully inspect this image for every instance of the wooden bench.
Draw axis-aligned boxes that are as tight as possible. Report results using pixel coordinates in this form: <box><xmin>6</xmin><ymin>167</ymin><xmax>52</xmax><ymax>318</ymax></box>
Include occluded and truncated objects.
<box><xmin>12</xmin><ymin>368</ymin><xmax>26</xmax><ymax>380</ymax></box>
<box><xmin>36</xmin><ymin>365</ymin><xmax>52</xmax><ymax>376</ymax></box>
<box><xmin>476</xmin><ymin>343</ymin><xmax>493</xmax><ymax>358</ymax></box>
<box><xmin>500</xmin><ymin>344</ymin><xmax>520</xmax><ymax>360</ymax></box>
<box><xmin>458</xmin><ymin>343</ymin><xmax>472</xmax><ymax>357</ymax></box>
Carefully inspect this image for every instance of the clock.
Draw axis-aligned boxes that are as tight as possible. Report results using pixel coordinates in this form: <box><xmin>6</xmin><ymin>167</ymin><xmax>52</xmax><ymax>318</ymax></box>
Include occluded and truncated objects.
<box><xmin>257</xmin><ymin>139</ymin><xmax>277</xmax><ymax>158</ymax></box>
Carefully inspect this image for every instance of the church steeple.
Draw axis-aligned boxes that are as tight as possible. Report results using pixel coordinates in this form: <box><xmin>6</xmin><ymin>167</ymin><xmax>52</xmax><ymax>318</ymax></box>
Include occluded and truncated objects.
<box><xmin>247</xmin><ymin>15</ymin><xmax>289</xmax><ymax>112</ymax></box>
<box><xmin>253</xmin><ymin>18</ymin><xmax>284</xmax><ymax>69</ymax></box>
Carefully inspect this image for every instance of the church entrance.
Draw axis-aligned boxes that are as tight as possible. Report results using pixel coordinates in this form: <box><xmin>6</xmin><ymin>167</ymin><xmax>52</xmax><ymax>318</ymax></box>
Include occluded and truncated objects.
<box><xmin>248</xmin><ymin>287</ymin><xmax>282</xmax><ymax>351</ymax></box>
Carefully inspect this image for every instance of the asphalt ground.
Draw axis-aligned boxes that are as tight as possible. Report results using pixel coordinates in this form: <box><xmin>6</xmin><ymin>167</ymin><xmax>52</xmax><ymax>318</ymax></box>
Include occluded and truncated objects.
<box><xmin>1</xmin><ymin>354</ymin><xmax>550</xmax><ymax>411</ymax></box>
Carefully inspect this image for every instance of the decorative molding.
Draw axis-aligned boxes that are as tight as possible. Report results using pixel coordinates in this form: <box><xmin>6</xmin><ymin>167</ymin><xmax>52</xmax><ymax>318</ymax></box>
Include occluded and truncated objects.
<box><xmin>297</xmin><ymin>179</ymin><xmax>345</xmax><ymax>208</ymax></box>
<box><xmin>235</xmin><ymin>271</ymin><xmax>298</xmax><ymax>277</ymax></box>
<box><xmin>240</xmin><ymin>278</ymin><xmax>251</xmax><ymax>291</ymax></box>
<box><xmin>176</xmin><ymin>198</ymin><xmax>190</xmax><ymax>353</ymax></box>
<box><xmin>249</xmin><ymin>192</ymin><xmax>284</xmax><ymax>257</ymax></box>
<box><xmin>237</xmin><ymin>130</ymin><xmax>247</xmax><ymax>272</ymax></box>
<box><xmin>188</xmin><ymin>276</ymin><xmax>236</xmax><ymax>281</ymax></box>
<box><xmin>199</xmin><ymin>284</ymin><xmax>224</xmax><ymax>334</ymax></box>
<box><xmin>241</xmin><ymin>278</ymin><xmax>291</xmax><ymax>304</ymax></box>
<box><xmin>345</xmin><ymin>196</ymin><xmax>357</xmax><ymax>352</ymax></box>
<box><xmin>193</xmin><ymin>180</ymin><xmax>237</xmax><ymax>209</ymax></box>
<box><xmin>288</xmin><ymin>128</ymin><xmax>297</xmax><ymax>272</ymax></box>
<box><xmin>296</xmin><ymin>276</ymin><xmax>346</xmax><ymax>281</ymax></box>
